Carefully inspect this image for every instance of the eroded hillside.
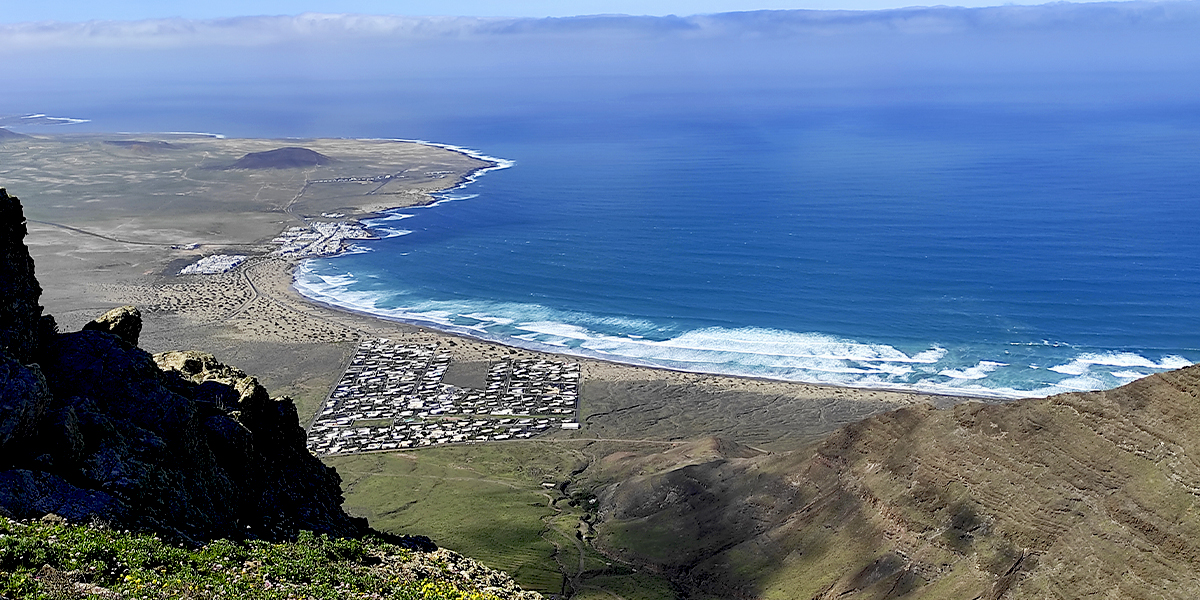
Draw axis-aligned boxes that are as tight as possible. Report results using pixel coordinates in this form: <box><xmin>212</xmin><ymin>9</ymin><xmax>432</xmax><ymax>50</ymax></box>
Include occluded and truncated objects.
<box><xmin>588</xmin><ymin>367</ymin><xmax>1200</xmax><ymax>599</ymax></box>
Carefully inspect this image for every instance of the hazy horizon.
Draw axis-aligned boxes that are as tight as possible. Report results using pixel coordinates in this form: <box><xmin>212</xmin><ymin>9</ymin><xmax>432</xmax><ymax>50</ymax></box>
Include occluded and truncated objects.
<box><xmin>3</xmin><ymin>0</ymin><xmax>1071</xmax><ymax>24</ymax></box>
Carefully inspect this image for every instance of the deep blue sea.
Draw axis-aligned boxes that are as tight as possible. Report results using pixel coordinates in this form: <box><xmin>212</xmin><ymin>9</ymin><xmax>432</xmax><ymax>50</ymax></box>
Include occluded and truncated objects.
<box><xmin>6</xmin><ymin>9</ymin><xmax>1200</xmax><ymax>399</ymax></box>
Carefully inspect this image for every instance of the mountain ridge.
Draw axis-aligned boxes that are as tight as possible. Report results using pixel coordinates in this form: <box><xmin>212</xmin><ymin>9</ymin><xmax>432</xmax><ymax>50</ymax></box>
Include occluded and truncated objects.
<box><xmin>585</xmin><ymin>365</ymin><xmax>1200</xmax><ymax>598</ymax></box>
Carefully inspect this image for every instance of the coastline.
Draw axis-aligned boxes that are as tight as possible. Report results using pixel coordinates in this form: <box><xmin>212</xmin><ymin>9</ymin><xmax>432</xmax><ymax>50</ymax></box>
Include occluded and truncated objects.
<box><xmin>291</xmin><ymin>150</ymin><xmax>1196</xmax><ymax>401</ymax></box>
<box><xmin>291</xmin><ymin>271</ymin><xmax>990</xmax><ymax>404</ymax></box>
<box><xmin>264</xmin><ymin>252</ymin><xmax>972</xmax><ymax>448</ymax></box>
<box><xmin>10</xmin><ymin>132</ymin><xmax>976</xmax><ymax>452</ymax></box>
<box><xmin>13</xmin><ymin>132</ymin><xmax>1188</xmax><ymax>406</ymax></box>
<box><xmin>276</xmin><ymin>141</ymin><xmax>993</xmax><ymax>406</ymax></box>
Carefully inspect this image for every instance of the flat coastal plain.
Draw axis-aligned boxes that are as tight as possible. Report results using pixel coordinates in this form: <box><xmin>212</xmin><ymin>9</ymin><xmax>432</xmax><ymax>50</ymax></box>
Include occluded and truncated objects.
<box><xmin>2</xmin><ymin>133</ymin><xmax>976</xmax><ymax>597</ymax></box>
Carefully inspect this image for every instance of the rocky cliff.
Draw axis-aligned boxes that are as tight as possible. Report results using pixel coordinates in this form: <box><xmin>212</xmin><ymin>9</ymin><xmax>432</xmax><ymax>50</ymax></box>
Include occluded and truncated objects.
<box><xmin>0</xmin><ymin>188</ymin><xmax>407</xmax><ymax>547</ymax></box>
<box><xmin>0</xmin><ymin>188</ymin><xmax>50</xmax><ymax>365</ymax></box>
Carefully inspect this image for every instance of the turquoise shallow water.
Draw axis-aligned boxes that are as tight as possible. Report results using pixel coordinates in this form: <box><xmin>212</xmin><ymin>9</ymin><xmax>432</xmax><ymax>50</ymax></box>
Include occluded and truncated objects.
<box><xmin>294</xmin><ymin>107</ymin><xmax>1200</xmax><ymax>398</ymax></box>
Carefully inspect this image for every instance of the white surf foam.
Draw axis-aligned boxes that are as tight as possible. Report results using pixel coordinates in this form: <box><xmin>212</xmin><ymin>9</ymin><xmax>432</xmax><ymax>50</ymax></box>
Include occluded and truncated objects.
<box><xmin>1110</xmin><ymin>370</ymin><xmax>1147</xmax><ymax>379</ymax></box>
<box><xmin>363</xmin><ymin>212</ymin><xmax>415</xmax><ymax>223</ymax></box>
<box><xmin>940</xmin><ymin>360</ymin><xmax>1008</xmax><ymax>380</ymax></box>
<box><xmin>373</xmin><ymin>228</ymin><xmax>413</xmax><ymax>239</ymax></box>
<box><xmin>1048</xmin><ymin>352</ymin><xmax>1192</xmax><ymax>376</ymax></box>
<box><xmin>162</xmin><ymin>131</ymin><xmax>226</xmax><ymax>138</ymax></box>
<box><xmin>293</xmin><ymin>268</ymin><xmax>1197</xmax><ymax>400</ymax></box>
<box><xmin>14</xmin><ymin>113</ymin><xmax>90</xmax><ymax>125</ymax></box>
<box><xmin>367</xmin><ymin>137</ymin><xmax>515</xmax><ymax>180</ymax></box>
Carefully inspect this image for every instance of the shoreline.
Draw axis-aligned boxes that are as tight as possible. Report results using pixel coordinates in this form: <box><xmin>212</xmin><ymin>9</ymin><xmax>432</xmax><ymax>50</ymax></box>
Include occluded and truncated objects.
<box><xmin>283</xmin><ymin>141</ymin><xmax>1188</xmax><ymax>403</ymax></box>
<box><xmin>10</xmin><ymin>132</ymin><xmax>979</xmax><ymax>451</ymax></box>
<box><xmin>278</xmin><ymin>142</ymin><xmax>999</xmax><ymax>403</ymax></box>
<box><xmin>289</xmin><ymin>275</ymin><xmax>993</xmax><ymax>404</ymax></box>
<box><xmin>252</xmin><ymin>253</ymin><xmax>973</xmax><ymax>451</ymax></box>
<box><xmin>11</xmin><ymin>132</ymin><xmax>1176</xmax><ymax>408</ymax></box>
<box><xmin>291</xmin><ymin>250</ymin><xmax>1192</xmax><ymax>402</ymax></box>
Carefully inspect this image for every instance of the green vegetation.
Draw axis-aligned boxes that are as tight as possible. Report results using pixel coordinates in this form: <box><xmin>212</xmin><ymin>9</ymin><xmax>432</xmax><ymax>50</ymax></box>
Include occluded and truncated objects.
<box><xmin>0</xmin><ymin>516</ymin><xmax>503</xmax><ymax>600</ymax></box>
<box><xmin>329</xmin><ymin>446</ymin><xmax>578</xmax><ymax>593</ymax></box>
<box><xmin>326</xmin><ymin>443</ymin><xmax>677</xmax><ymax>600</ymax></box>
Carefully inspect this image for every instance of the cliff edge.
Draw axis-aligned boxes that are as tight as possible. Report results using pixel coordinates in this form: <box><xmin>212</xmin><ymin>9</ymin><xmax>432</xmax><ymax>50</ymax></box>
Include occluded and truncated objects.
<box><xmin>0</xmin><ymin>188</ymin><xmax>399</xmax><ymax>547</ymax></box>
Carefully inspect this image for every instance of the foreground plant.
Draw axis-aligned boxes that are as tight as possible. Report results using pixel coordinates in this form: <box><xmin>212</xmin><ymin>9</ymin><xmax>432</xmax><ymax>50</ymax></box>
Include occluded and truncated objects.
<box><xmin>0</xmin><ymin>516</ymin><xmax>522</xmax><ymax>600</ymax></box>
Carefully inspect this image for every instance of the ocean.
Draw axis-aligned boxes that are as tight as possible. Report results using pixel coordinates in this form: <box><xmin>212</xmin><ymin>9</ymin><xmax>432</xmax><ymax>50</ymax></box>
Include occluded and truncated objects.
<box><xmin>291</xmin><ymin>106</ymin><xmax>1200</xmax><ymax>398</ymax></box>
<box><xmin>5</xmin><ymin>7</ymin><xmax>1200</xmax><ymax>399</ymax></box>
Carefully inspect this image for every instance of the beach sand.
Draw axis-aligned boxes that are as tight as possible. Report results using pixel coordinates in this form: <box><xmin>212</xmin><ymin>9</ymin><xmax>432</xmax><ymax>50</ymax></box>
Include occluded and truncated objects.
<box><xmin>9</xmin><ymin>133</ymin><xmax>975</xmax><ymax>453</ymax></box>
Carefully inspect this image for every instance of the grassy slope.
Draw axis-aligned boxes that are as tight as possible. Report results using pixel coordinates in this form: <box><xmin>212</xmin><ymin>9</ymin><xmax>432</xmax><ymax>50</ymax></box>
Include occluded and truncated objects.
<box><xmin>326</xmin><ymin>443</ymin><xmax>675</xmax><ymax>598</ymax></box>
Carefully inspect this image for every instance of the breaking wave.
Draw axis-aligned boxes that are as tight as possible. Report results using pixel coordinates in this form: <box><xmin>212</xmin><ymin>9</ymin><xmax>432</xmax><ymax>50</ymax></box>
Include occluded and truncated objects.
<box><xmin>293</xmin><ymin>264</ymin><xmax>1193</xmax><ymax>400</ymax></box>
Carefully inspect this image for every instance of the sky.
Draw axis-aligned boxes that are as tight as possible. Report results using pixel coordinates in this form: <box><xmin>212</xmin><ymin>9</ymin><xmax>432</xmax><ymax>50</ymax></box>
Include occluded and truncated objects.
<box><xmin>3</xmin><ymin>0</ymin><xmax>1198</xmax><ymax>138</ymax></box>
<box><xmin>4</xmin><ymin>0</ymin><xmax>1055</xmax><ymax>23</ymax></box>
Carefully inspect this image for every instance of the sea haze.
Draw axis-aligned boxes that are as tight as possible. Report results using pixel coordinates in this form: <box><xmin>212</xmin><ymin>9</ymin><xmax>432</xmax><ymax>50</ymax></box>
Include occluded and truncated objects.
<box><xmin>4</xmin><ymin>2</ymin><xmax>1199</xmax><ymax>397</ymax></box>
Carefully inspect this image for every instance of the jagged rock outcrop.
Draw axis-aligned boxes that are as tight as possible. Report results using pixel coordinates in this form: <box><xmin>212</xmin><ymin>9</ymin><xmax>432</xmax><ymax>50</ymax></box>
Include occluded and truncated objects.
<box><xmin>0</xmin><ymin>325</ymin><xmax>370</xmax><ymax>545</ymax></box>
<box><xmin>0</xmin><ymin>188</ymin><xmax>48</xmax><ymax>364</ymax></box>
<box><xmin>0</xmin><ymin>191</ymin><xmax>411</xmax><ymax>547</ymax></box>
<box><xmin>0</xmin><ymin>355</ymin><xmax>51</xmax><ymax>460</ymax></box>
<box><xmin>82</xmin><ymin>305</ymin><xmax>142</xmax><ymax>346</ymax></box>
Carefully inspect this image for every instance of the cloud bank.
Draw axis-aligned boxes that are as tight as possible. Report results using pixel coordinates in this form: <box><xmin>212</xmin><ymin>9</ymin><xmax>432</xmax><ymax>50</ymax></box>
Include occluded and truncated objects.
<box><xmin>2</xmin><ymin>1</ymin><xmax>1199</xmax><ymax>49</ymax></box>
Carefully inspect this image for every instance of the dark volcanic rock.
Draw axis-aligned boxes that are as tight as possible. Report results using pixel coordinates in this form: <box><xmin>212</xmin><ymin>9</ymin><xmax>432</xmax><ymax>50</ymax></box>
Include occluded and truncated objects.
<box><xmin>0</xmin><ymin>469</ymin><xmax>126</xmax><ymax>524</ymax></box>
<box><xmin>82</xmin><ymin>305</ymin><xmax>142</xmax><ymax>346</ymax></box>
<box><xmin>0</xmin><ymin>188</ymin><xmax>47</xmax><ymax>364</ymax></box>
<box><xmin>0</xmin><ymin>355</ymin><xmax>51</xmax><ymax>458</ymax></box>
<box><xmin>229</xmin><ymin>147</ymin><xmax>333</xmax><ymax>169</ymax></box>
<box><xmin>0</xmin><ymin>324</ymin><xmax>372</xmax><ymax>544</ymax></box>
<box><xmin>0</xmin><ymin>191</ymin><xmax>401</xmax><ymax>547</ymax></box>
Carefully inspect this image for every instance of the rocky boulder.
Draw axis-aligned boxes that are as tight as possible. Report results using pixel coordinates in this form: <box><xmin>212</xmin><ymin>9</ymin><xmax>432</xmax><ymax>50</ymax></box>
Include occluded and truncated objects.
<box><xmin>0</xmin><ymin>355</ymin><xmax>51</xmax><ymax>458</ymax></box>
<box><xmin>82</xmin><ymin>305</ymin><xmax>142</xmax><ymax>346</ymax></box>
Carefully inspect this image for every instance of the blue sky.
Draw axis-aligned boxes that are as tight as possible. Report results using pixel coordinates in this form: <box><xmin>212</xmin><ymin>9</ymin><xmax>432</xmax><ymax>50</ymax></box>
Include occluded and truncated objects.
<box><xmin>5</xmin><ymin>0</ymin><xmax>1052</xmax><ymax>22</ymax></box>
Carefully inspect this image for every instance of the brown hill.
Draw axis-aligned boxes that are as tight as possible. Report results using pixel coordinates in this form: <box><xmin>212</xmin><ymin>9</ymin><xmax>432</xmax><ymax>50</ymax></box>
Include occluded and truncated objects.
<box><xmin>0</xmin><ymin>128</ymin><xmax>29</xmax><ymax>141</ymax></box>
<box><xmin>589</xmin><ymin>366</ymin><xmax>1200</xmax><ymax>599</ymax></box>
<box><xmin>229</xmin><ymin>146</ymin><xmax>333</xmax><ymax>169</ymax></box>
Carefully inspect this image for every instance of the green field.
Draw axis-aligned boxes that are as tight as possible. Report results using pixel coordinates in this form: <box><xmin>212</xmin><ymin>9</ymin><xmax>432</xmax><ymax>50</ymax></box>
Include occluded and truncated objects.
<box><xmin>326</xmin><ymin>442</ymin><xmax>677</xmax><ymax>599</ymax></box>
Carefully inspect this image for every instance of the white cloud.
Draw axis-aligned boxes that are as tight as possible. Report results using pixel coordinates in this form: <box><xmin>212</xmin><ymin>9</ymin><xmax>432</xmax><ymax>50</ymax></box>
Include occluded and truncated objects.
<box><xmin>2</xmin><ymin>2</ymin><xmax>1199</xmax><ymax>50</ymax></box>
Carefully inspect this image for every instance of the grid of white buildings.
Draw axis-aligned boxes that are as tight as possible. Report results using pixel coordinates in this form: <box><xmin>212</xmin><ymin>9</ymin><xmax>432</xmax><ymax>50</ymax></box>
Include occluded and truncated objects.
<box><xmin>307</xmin><ymin>340</ymin><xmax>580</xmax><ymax>455</ymax></box>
